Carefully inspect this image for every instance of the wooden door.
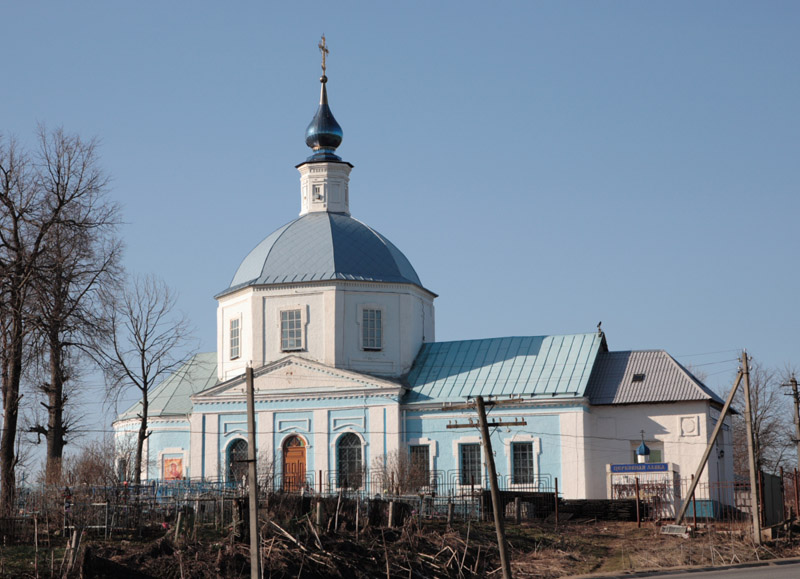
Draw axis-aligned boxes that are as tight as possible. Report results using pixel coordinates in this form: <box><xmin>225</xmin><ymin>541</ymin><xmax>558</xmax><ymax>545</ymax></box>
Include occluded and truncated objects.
<box><xmin>283</xmin><ymin>436</ymin><xmax>306</xmax><ymax>492</ymax></box>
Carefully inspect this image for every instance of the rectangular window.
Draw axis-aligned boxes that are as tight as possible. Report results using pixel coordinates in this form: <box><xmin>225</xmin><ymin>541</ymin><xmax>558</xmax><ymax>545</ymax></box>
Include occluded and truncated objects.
<box><xmin>460</xmin><ymin>443</ymin><xmax>481</xmax><ymax>485</ymax></box>
<box><xmin>512</xmin><ymin>442</ymin><xmax>534</xmax><ymax>484</ymax></box>
<box><xmin>312</xmin><ymin>184</ymin><xmax>324</xmax><ymax>201</ymax></box>
<box><xmin>409</xmin><ymin>445</ymin><xmax>430</xmax><ymax>487</ymax></box>
<box><xmin>281</xmin><ymin>309</ymin><xmax>303</xmax><ymax>351</ymax></box>
<box><xmin>362</xmin><ymin>308</ymin><xmax>382</xmax><ymax>350</ymax></box>
<box><xmin>229</xmin><ymin>318</ymin><xmax>240</xmax><ymax>360</ymax></box>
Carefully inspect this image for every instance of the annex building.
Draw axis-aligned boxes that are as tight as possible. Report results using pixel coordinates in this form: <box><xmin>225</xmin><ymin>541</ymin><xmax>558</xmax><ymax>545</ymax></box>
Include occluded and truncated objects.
<box><xmin>113</xmin><ymin>60</ymin><xmax>733</xmax><ymax>502</ymax></box>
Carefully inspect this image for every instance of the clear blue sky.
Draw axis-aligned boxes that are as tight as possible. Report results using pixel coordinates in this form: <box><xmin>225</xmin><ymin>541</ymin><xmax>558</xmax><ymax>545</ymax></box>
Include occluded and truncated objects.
<box><xmin>3</xmin><ymin>2</ymin><xmax>799</xmax><ymax>449</ymax></box>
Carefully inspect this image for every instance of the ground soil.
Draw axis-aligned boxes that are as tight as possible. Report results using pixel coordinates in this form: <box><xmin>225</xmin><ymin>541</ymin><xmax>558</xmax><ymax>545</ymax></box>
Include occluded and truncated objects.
<box><xmin>5</xmin><ymin>519</ymin><xmax>800</xmax><ymax>578</ymax></box>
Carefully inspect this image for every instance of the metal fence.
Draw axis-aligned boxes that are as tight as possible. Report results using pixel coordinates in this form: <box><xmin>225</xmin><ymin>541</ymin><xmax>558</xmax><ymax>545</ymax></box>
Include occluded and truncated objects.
<box><xmin>5</xmin><ymin>468</ymin><xmax>799</xmax><ymax>542</ymax></box>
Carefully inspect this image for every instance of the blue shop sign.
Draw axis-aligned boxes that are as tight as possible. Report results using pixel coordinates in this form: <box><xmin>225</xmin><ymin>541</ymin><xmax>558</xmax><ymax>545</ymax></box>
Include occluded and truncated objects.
<box><xmin>611</xmin><ymin>463</ymin><xmax>668</xmax><ymax>473</ymax></box>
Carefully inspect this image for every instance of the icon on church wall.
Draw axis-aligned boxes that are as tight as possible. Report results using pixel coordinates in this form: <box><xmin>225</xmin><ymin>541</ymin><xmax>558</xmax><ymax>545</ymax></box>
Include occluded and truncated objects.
<box><xmin>164</xmin><ymin>458</ymin><xmax>183</xmax><ymax>480</ymax></box>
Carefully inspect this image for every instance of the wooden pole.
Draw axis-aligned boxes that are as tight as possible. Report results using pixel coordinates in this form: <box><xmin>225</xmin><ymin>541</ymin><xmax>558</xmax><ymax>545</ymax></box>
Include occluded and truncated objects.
<box><xmin>795</xmin><ymin>468</ymin><xmax>799</xmax><ymax>518</ymax></box>
<box><xmin>245</xmin><ymin>366</ymin><xmax>262</xmax><ymax>578</ymax></box>
<box><xmin>475</xmin><ymin>396</ymin><xmax>513</xmax><ymax>579</ymax></box>
<box><xmin>634</xmin><ymin>477</ymin><xmax>641</xmax><ymax>528</ymax></box>
<box><xmin>742</xmin><ymin>351</ymin><xmax>763</xmax><ymax>545</ymax></box>
<box><xmin>790</xmin><ymin>377</ymin><xmax>800</xmax><ymax>476</ymax></box>
<box><xmin>676</xmin><ymin>370</ymin><xmax>742</xmax><ymax>524</ymax></box>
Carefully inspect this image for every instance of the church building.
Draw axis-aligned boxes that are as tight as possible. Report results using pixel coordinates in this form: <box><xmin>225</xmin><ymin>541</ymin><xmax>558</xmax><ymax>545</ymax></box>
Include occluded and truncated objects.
<box><xmin>113</xmin><ymin>48</ymin><xmax>733</xmax><ymax>501</ymax></box>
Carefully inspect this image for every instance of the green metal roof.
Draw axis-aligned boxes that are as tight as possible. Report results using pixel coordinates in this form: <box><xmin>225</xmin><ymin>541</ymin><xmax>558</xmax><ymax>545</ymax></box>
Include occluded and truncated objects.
<box><xmin>403</xmin><ymin>333</ymin><xmax>606</xmax><ymax>404</ymax></box>
<box><xmin>117</xmin><ymin>352</ymin><xmax>218</xmax><ymax>421</ymax></box>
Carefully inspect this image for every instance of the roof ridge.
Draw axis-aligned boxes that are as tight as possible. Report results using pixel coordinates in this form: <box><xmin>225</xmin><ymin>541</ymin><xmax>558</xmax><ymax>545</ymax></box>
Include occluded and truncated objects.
<box><xmin>430</xmin><ymin>333</ymin><xmax>599</xmax><ymax>346</ymax></box>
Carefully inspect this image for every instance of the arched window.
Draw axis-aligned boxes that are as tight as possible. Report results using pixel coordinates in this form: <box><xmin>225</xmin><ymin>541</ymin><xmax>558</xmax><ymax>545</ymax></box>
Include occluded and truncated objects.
<box><xmin>337</xmin><ymin>433</ymin><xmax>362</xmax><ymax>489</ymax></box>
<box><xmin>227</xmin><ymin>439</ymin><xmax>248</xmax><ymax>483</ymax></box>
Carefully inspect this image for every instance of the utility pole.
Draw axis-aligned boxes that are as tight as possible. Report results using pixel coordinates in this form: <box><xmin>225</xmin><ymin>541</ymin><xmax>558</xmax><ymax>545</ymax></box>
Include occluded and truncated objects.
<box><xmin>782</xmin><ymin>374</ymin><xmax>800</xmax><ymax>475</ymax></box>
<box><xmin>245</xmin><ymin>366</ymin><xmax>261</xmax><ymax>579</ymax></box>
<box><xmin>476</xmin><ymin>396</ymin><xmax>513</xmax><ymax>579</ymax></box>
<box><xmin>742</xmin><ymin>351</ymin><xmax>762</xmax><ymax>545</ymax></box>
<box><xmin>445</xmin><ymin>397</ymin><xmax>526</xmax><ymax>579</ymax></box>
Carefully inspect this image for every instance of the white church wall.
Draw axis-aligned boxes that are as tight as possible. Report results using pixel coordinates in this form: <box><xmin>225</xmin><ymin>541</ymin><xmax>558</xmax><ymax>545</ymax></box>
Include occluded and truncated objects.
<box><xmin>340</xmin><ymin>287</ymin><xmax>431</xmax><ymax>376</ymax></box>
<box><xmin>217</xmin><ymin>290</ymin><xmax>252</xmax><ymax>381</ymax></box>
<box><xmin>558</xmin><ymin>410</ymin><xmax>588</xmax><ymax>499</ymax></box>
<box><xmin>584</xmin><ymin>401</ymin><xmax>733</xmax><ymax>500</ymax></box>
<box><xmin>218</xmin><ymin>281</ymin><xmax>434</xmax><ymax>382</ymax></box>
<box><xmin>264</xmin><ymin>290</ymin><xmax>327</xmax><ymax>365</ymax></box>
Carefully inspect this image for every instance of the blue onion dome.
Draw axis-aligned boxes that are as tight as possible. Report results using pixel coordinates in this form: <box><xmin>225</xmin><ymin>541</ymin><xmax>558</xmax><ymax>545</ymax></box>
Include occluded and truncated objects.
<box><xmin>304</xmin><ymin>75</ymin><xmax>343</xmax><ymax>162</ymax></box>
<box><xmin>636</xmin><ymin>441</ymin><xmax>651</xmax><ymax>456</ymax></box>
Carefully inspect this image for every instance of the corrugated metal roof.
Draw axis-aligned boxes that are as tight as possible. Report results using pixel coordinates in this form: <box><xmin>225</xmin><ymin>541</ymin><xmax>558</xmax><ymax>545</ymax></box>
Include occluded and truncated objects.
<box><xmin>117</xmin><ymin>352</ymin><xmax>218</xmax><ymax>421</ymax></box>
<box><xmin>221</xmin><ymin>213</ymin><xmax>426</xmax><ymax>296</ymax></box>
<box><xmin>585</xmin><ymin>350</ymin><xmax>725</xmax><ymax>405</ymax></box>
<box><xmin>403</xmin><ymin>333</ymin><xmax>604</xmax><ymax>404</ymax></box>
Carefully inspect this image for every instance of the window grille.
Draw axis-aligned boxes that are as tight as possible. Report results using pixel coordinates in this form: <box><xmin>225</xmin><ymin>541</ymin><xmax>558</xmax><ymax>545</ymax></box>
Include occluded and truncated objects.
<box><xmin>460</xmin><ymin>443</ymin><xmax>481</xmax><ymax>485</ymax></box>
<box><xmin>230</xmin><ymin>318</ymin><xmax>240</xmax><ymax>360</ymax></box>
<box><xmin>362</xmin><ymin>308</ymin><xmax>382</xmax><ymax>350</ymax></box>
<box><xmin>281</xmin><ymin>309</ymin><xmax>303</xmax><ymax>351</ymax></box>
<box><xmin>512</xmin><ymin>442</ymin><xmax>534</xmax><ymax>484</ymax></box>
<box><xmin>337</xmin><ymin>433</ymin><xmax>363</xmax><ymax>488</ymax></box>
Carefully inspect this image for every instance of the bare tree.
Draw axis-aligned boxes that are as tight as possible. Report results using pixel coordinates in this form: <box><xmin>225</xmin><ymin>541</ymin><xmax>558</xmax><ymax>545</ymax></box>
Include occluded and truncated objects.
<box><xmin>26</xmin><ymin>128</ymin><xmax>121</xmax><ymax>485</ymax></box>
<box><xmin>1</xmin><ymin>128</ymin><xmax>116</xmax><ymax>513</ymax></box>
<box><xmin>94</xmin><ymin>275</ymin><xmax>193</xmax><ymax>485</ymax></box>
<box><xmin>0</xmin><ymin>136</ymin><xmax>36</xmax><ymax>514</ymax></box>
<box><xmin>63</xmin><ymin>436</ymin><xmax>121</xmax><ymax>488</ymax></box>
<box><xmin>733</xmin><ymin>360</ymin><xmax>793</xmax><ymax>476</ymax></box>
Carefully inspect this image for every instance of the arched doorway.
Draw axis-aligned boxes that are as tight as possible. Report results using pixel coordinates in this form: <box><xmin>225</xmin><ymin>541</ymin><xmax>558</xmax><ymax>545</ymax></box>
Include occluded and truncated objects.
<box><xmin>337</xmin><ymin>433</ymin><xmax>363</xmax><ymax>489</ymax></box>
<box><xmin>227</xmin><ymin>439</ymin><xmax>248</xmax><ymax>484</ymax></box>
<box><xmin>282</xmin><ymin>435</ymin><xmax>306</xmax><ymax>492</ymax></box>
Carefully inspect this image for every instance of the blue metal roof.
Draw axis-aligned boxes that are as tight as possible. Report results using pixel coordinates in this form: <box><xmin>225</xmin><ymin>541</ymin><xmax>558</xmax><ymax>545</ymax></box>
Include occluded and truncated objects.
<box><xmin>223</xmin><ymin>212</ymin><xmax>425</xmax><ymax>295</ymax></box>
<box><xmin>403</xmin><ymin>334</ymin><xmax>605</xmax><ymax>404</ymax></box>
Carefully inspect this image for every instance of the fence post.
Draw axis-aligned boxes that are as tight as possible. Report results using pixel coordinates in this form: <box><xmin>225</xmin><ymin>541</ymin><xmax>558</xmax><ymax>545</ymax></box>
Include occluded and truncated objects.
<box><xmin>635</xmin><ymin>477</ymin><xmax>641</xmax><ymax>528</ymax></box>
<box><xmin>447</xmin><ymin>501</ymin><xmax>454</xmax><ymax>527</ymax></box>
<box><xmin>355</xmin><ymin>498</ymin><xmax>360</xmax><ymax>542</ymax></box>
<box><xmin>795</xmin><ymin>469</ymin><xmax>799</xmax><ymax>519</ymax></box>
<box><xmin>316</xmin><ymin>501</ymin><xmax>324</xmax><ymax>528</ymax></box>
<box><xmin>691</xmin><ymin>474</ymin><xmax>697</xmax><ymax>527</ymax></box>
<box><xmin>759</xmin><ymin>470</ymin><xmax>766</xmax><ymax>528</ymax></box>
<box><xmin>388</xmin><ymin>500</ymin><xmax>395</xmax><ymax>528</ymax></box>
<box><xmin>104</xmin><ymin>502</ymin><xmax>109</xmax><ymax>540</ymax></box>
<box><xmin>780</xmin><ymin>467</ymin><xmax>786</xmax><ymax>521</ymax></box>
<box><xmin>554</xmin><ymin>478</ymin><xmax>559</xmax><ymax>527</ymax></box>
<box><xmin>514</xmin><ymin>497</ymin><xmax>521</xmax><ymax>525</ymax></box>
<box><xmin>174</xmin><ymin>511</ymin><xmax>181</xmax><ymax>542</ymax></box>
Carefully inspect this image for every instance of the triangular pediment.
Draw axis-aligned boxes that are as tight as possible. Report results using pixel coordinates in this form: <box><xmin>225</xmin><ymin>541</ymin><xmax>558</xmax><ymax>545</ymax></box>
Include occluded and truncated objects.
<box><xmin>194</xmin><ymin>356</ymin><xmax>404</xmax><ymax>402</ymax></box>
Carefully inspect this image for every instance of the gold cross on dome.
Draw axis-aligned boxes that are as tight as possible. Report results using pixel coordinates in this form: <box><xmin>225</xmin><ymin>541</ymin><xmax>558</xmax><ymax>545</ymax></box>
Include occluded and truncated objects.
<box><xmin>318</xmin><ymin>35</ymin><xmax>329</xmax><ymax>75</ymax></box>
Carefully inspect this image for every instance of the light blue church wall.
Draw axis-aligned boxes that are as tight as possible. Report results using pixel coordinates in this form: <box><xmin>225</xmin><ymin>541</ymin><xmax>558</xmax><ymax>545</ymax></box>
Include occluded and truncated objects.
<box><xmin>146</xmin><ymin>424</ymin><xmax>191</xmax><ymax>480</ymax></box>
<box><xmin>403</xmin><ymin>407</ymin><xmax>574</xmax><ymax>489</ymax></box>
